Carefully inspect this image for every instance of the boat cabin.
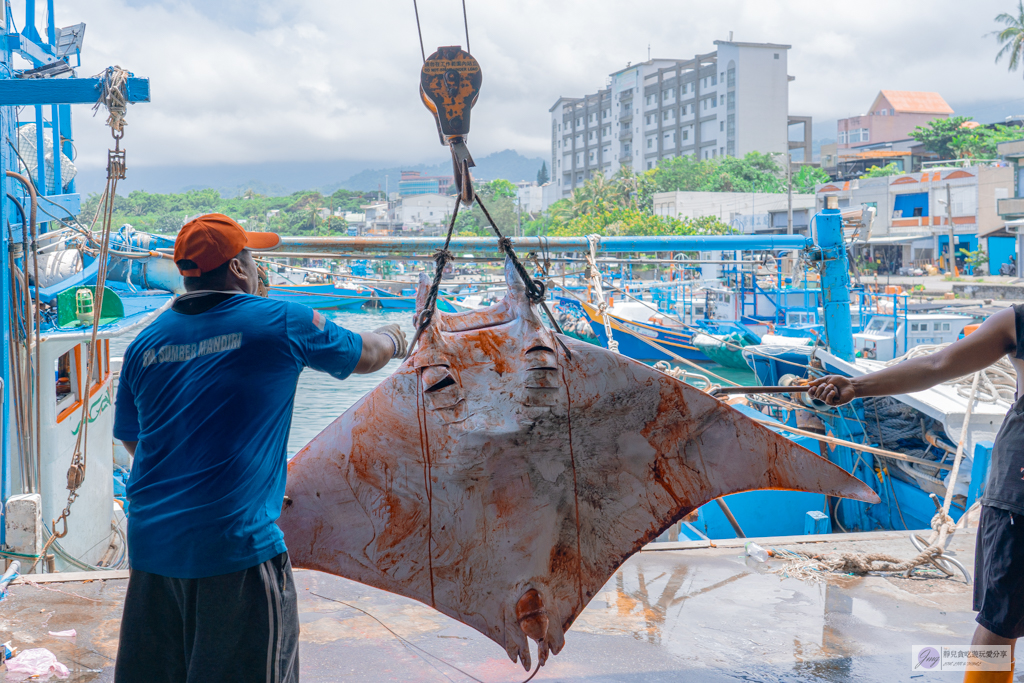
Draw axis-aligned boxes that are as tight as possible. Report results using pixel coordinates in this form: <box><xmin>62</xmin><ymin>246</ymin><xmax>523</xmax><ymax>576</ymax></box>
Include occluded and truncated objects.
<box><xmin>853</xmin><ymin>313</ymin><xmax>972</xmax><ymax>361</ymax></box>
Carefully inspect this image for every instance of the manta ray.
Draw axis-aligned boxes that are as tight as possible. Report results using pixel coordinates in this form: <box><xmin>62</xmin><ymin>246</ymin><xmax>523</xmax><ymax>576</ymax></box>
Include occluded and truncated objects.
<box><xmin>278</xmin><ymin>258</ymin><xmax>879</xmax><ymax>672</ymax></box>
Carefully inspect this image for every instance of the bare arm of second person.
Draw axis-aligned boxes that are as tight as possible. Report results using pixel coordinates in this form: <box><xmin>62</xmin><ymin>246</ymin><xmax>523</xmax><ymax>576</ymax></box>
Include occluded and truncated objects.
<box><xmin>806</xmin><ymin>307</ymin><xmax>1017</xmax><ymax>406</ymax></box>
<box><xmin>353</xmin><ymin>324</ymin><xmax>409</xmax><ymax>374</ymax></box>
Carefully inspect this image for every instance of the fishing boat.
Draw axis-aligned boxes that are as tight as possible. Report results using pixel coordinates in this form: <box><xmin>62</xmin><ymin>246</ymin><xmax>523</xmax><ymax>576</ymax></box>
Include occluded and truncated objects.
<box><xmin>268</xmin><ymin>281</ymin><xmax>375</xmax><ymax>310</ymax></box>
<box><xmin>578</xmin><ymin>299</ymin><xmax>706</xmax><ymax>362</ymax></box>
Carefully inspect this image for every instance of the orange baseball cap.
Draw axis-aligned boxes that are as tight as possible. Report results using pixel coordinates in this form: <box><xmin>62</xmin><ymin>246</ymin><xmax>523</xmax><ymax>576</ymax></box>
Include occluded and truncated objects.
<box><xmin>174</xmin><ymin>213</ymin><xmax>280</xmax><ymax>277</ymax></box>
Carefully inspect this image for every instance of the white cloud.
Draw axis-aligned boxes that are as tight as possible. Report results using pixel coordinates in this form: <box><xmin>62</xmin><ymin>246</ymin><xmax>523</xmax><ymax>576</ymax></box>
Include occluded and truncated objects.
<box><xmin>44</xmin><ymin>0</ymin><xmax>1024</xmax><ymax>172</ymax></box>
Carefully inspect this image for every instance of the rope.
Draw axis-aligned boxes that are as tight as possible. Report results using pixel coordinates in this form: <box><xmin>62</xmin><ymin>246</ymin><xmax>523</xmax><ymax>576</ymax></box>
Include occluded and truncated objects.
<box><xmin>90</xmin><ymin>66</ymin><xmax>131</xmax><ymax>136</ymax></box>
<box><xmin>412</xmin><ymin>0</ymin><xmax>426</xmax><ymax>62</ymax></box>
<box><xmin>884</xmin><ymin>343</ymin><xmax>1015</xmax><ymax>404</ymax></box>
<box><xmin>652</xmin><ymin>361</ymin><xmax>719</xmax><ymax>393</ymax></box>
<box><xmin>28</xmin><ymin>73</ymin><xmax>130</xmax><ymax>573</ymax></box>
<box><xmin>405</xmin><ymin>200</ymin><xmax>461</xmax><ymax>357</ymax></box>
<box><xmin>474</xmin><ymin>196</ymin><xmax>569</xmax><ymax>357</ymax></box>
<box><xmin>585</xmin><ymin>234</ymin><xmax>618</xmax><ymax>353</ymax></box>
<box><xmin>768</xmin><ymin>373</ymin><xmax>982</xmax><ymax>585</ymax></box>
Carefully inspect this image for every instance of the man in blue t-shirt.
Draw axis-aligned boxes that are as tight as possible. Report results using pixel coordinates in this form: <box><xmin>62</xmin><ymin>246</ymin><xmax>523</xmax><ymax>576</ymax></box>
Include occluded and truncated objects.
<box><xmin>112</xmin><ymin>213</ymin><xmax>406</xmax><ymax>683</ymax></box>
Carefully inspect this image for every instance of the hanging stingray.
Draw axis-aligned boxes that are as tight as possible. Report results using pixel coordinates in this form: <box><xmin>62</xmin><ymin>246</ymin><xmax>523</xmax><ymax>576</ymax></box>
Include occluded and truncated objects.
<box><xmin>278</xmin><ymin>258</ymin><xmax>879</xmax><ymax>673</ymax></box>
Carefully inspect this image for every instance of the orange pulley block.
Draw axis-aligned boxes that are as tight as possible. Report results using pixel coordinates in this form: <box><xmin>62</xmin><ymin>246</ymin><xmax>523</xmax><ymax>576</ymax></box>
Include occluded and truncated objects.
<box><xmin>420</xmin><ymin>46</ymin><xmax>482</xmax><ymax>203</ymax></box>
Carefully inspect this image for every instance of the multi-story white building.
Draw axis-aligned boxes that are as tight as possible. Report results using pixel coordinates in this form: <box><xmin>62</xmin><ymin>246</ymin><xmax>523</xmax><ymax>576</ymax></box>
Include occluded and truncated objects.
<box><xmin>549</xmin><ymin>40</ymin><xmax>807</xmax><ymax>199</ymax></box>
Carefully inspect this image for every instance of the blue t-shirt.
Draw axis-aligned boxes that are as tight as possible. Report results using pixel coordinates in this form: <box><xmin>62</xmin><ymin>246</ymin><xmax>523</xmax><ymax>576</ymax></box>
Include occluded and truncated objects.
<box><xmin>113</xmin><ymin>294</ymin><xmax>362</xmax><ymax>579</ymax></box>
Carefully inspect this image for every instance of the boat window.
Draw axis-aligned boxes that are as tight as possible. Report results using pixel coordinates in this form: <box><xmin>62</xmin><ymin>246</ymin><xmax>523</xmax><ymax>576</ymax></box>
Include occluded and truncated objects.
<box><xmin>943</xmin><ymin>323</ymin><xmax>950</xmax><ymax>331</ymax></box>
<box><xmin>55</xmin><ymin>350</ymin><xmax>77</xmax><ymax>414</ymax></box>
<box><xmin>911</xmin><ymin>323</ymin><xmax>919</xmax><ymax>331</ymax></box>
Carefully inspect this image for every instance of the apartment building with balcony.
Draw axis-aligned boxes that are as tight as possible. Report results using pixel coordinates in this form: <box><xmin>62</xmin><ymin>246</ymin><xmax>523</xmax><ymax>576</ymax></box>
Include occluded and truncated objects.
<box><xmin>549</xmin><ymin>40</ymin><xmax>805</xmax><ymax>199</ymax></box>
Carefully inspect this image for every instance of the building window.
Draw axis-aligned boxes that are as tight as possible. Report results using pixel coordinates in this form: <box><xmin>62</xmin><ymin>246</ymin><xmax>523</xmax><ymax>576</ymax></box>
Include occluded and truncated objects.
<box><xmin>576</xmin><ymin>118</ymin><xmax>582</xmax><ymax>127</ymax></box>
<box><xmin>663</xmin><ymin>110</ymin><xmax>670</xmax><ymax>121</ymax></box>
<box><xmin>861</xmin><ymin>128</ymin><xmax>870</xmax><ymax>142</ymax></box>
<box><xmin>645</xmin><ymin>114</ymin><xmax>651</xmax><ymax>125</ymax></box>
<box><xmin>589</xmin><ymin>151</ymin><xmax>595</xmax><ymax>163</ymax></box>
<box><xmin>727</xmin><ymin>114</ymin><xmax>735</xmax><ymax>137</ymax></box>
<box><xmin>839</xmin><ymin>131</ymin><xmax>847</xmax><ymax>144</ymax></box>
<box><xmin>588</xmin><ymin>131</ymin><xmax>594</xmax><ymax>141</ymax></box>
<box><xmin>682</xmin><ymin>129</ymin><xmax>689</xmax><ymax>141</ymax></box>
<box><xmin>712</xmin><ymin>97</ymin><xmax>717</xmax><ymax>108</ymax></box>
<box><xmin>577</xmin><ymin>174</ymin><xmax>583</xmax><ymax>182</ymax></box>
<box><xmin>720</xmin><ymin>147</ymin><xmax>724</xmax><ymax>155</ymax></box>
<box><xmin>711</xmin><ymin>74</ymin><xmax>717</xmax><ymax>86</ymax></box>
<box><xmin>890</xmin><ymin>108</ymin><xmax>894</xmax><ymax>115</ymax></box>
<box><xmin>727</xmin><ymin>141</ymin><xmax>735</xmax><ymax>156</ymax></box>
<box><xmin>647</xmin><ymin>161</ymin><xmax>653</xmax><ymax>170</ymax></box>
<box><xmin>720</xmin><ymin>121</ymin><xmax>725</xmax><ymax>132</ymax></box>
<box><xmin>703</xmin><ymin>99</ymin><xmax>708</xmax><ymax>111</ymax></box>
<box><xmin>774</xmin><ymin>53</ymin><xmax>779</xmax><ymax>59</ymax></box>
<box><xmin>646</xmin><ymin>94</ymin><xmax>654</xmax><ymax>106</ymax></box>
<box><xmin>558</xmin><ymin>124</ymin><xmax>561</xmax><ymax>132</ymax></box>
<box><xmin>728</xmin><ymin>67</ymin><xmax>735</xmax><ymax>87</ymax></box>
<box><xmin>647</xmin><ymin>136</ymin><xmax>654</xmax><ymax>149</ymax></box>
<box><xmin>680</xmin><ymin>105</ymin><xmax>686</xmax><ymax>116</ymax></box>
<box><xmin>720</xmin><ymin>95</ymin><xmax>725</xmax><ymax>105</ymax></box>
<box><xmin>727</xmin><ymin>91</ymin><xmax>735</xmax><ymax>110</ymax></box>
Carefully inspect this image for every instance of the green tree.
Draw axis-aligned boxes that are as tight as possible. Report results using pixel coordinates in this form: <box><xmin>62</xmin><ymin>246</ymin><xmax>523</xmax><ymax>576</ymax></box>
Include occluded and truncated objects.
<box><xmin>993</xmin><ymin>1</ymin><xmax>1024</xmax><ymax>76</ymax></box>
<box><xmin>548</xmin><ymin>207</ymin><xmax>733</xmax><ymax>237</ymax></box>
<box><xmin>860</xmin><ymin>162</ymin><xmax>905</xmax><ymax>178</ymax></box>
<box><xmin>792</xmin><ymin>165</ymin><xmax>831</xmax><ymax>193</ymax></box>
<box><xmin>910</xmin><ymin>116</ymin><xmax>976</xmax><ymax>158</ymax></box>
<box><xmin>952</xmin><ymin>124</ymin><xmax>1021</xmax><ymax>159</ymax></box>
<box><xmin>650</xmin><ymin>152</ymin><xmax>785</xmax><ymax>194</ymax></box>
<box><xmin>537</xmin><ymin>161</ymin><xmax>549</xmax><ymax>184</ymax></box>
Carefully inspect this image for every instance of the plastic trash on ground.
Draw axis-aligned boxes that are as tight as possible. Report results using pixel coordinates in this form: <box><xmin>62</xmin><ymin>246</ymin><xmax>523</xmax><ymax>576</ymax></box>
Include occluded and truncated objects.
<box><xmin>47</xmin><ymin>629</ymin><xmax>76</xmax><ymax>638</ymax></box>
<box><xmin>4</xmin><ymin>647</ymin><xmax>70</xmax><ymax>679</ymax></box>
<box><xmin>745</xmin><ymin>541</ymin><xmax>772</xmax><ymax>563</ymax></box>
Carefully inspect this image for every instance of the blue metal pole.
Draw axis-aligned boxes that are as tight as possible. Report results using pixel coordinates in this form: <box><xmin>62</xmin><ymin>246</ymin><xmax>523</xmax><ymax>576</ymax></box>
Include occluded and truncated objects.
<box><xmin>50</xmin><ymin>104</ymin><xmax>60</xmax><ymax>196</ymax></box>
<box><xmin>816</xmin><ymin>203</ymin><xmax>854</xmax><ymax>361</ymax></box>
<box><xmin>273</xmin><ymin>234</ymin><xmax>813</xmax><ymax>254</ymax></box>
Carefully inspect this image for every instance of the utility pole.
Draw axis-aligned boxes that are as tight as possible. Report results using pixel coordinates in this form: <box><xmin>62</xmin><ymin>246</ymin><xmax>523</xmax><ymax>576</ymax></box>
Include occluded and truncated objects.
<box><xmin>945</xmin><ymin>183</ymin><xmax>957</xmax><ymax>276</ymax></box>
<box><xmin>786</xmin><ymin>152</ymin><xmax>793</xmax><ymax>235</ymax></box>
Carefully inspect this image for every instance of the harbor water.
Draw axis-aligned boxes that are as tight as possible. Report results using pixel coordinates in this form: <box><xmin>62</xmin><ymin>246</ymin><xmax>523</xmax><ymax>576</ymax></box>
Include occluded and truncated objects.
<box><xmin>110</xmin><ymin>307</ymin><xmax>754</xmax><ymax>457</ymax></box>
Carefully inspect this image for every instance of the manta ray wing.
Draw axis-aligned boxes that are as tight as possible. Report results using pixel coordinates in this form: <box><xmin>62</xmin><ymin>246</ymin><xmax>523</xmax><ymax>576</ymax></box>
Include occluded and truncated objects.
<box><xmin>278</xmin><ymin>259</ymin><xmax>879</xmax><ymax>671</ymax></box>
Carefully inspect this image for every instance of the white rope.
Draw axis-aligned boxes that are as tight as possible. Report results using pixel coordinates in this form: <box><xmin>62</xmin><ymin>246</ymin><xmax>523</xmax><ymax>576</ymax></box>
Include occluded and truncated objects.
<box><xmin>586</xmin><ymin>234</ymin><xmax>618</xmax><ymax>353</ymax></box>
<box><xmin>91</xmin><ymin>66</ymin><xmax>131</xmax><ymax>134</ymax></box>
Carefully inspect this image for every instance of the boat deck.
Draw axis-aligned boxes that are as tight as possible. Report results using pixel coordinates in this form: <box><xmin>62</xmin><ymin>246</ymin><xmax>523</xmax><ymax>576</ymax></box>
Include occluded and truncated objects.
<box><xmin>0</xmin><ymin>530</ymin><xmax>986</xmax><ymax>682</ymax></box>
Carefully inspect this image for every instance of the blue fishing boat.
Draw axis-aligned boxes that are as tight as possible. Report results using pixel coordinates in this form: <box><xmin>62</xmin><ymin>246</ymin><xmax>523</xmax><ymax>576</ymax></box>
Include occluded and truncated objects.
<box><xmin>578</xmin><ymin>300</ymin><xmax>707</xmax><ymax>362</ymax></box>
<box><xmin>269</xmin><ymin>282</ymin><xmax>373</xmax><ymax>310</ymax></box>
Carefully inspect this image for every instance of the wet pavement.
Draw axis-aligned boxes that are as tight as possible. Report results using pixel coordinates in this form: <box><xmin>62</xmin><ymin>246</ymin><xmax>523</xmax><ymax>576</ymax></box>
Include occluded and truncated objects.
<box><xmin>0</xmin><ymin>530</ymin><xmax>998</xmax><ymax>682</ymax></box>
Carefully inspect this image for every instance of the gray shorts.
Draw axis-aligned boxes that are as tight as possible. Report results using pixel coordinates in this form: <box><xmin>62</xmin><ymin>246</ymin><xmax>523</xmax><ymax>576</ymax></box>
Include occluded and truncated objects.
<box><xmin>114</xmin><ymin>552</ymin><xmax>299</xmax><ymax>683</ymax></box>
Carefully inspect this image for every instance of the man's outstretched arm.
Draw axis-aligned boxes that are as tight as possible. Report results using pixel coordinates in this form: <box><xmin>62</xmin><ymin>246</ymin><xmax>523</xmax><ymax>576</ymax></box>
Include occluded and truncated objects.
<box><xmin>353</xmin><ymin>324</ymin><xmax>408</xmax><ymax>374</ymax></box>
<box><xmin>807</xmin><ymin>306</ymin><xmax>1017</xmax><ymax>406</ymax></box>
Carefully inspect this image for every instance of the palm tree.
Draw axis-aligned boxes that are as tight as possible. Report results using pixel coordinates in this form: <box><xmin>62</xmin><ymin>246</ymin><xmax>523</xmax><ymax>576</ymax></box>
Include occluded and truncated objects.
<box><xmin>993</xmin><ymin>1</ymin><xmax>1024</xmax><ymax>75</ymax></box>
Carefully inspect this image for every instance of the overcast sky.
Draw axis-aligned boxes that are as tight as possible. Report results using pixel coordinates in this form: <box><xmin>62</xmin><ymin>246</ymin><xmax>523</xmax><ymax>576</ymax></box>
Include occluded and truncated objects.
<box><xmin>47</xmin><ymin>0</ymin><xmax>1024</xmax><ymax>173</ymax></box>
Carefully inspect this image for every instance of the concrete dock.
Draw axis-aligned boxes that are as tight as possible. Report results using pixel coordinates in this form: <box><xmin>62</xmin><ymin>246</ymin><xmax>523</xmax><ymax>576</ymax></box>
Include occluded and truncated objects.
<box><xmin>0</xmin><ymin>529</ymin><xmax>991</xmax><ymax>682</ymax></box>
